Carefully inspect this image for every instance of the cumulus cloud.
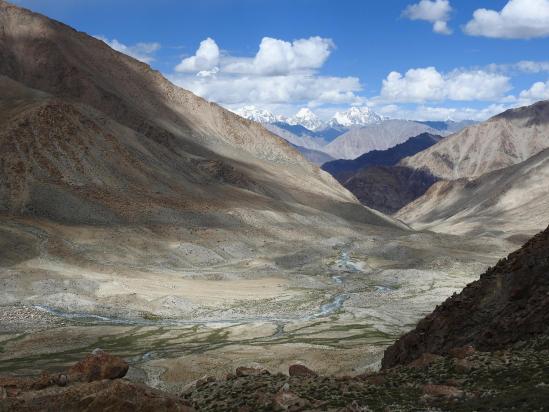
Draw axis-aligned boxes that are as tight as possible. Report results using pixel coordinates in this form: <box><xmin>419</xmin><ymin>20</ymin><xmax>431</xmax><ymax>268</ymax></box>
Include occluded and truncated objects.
<box><xmin>172</xmin><ymin>73</ymin><xmax>362</xmax><ymax>107</ymax></box>
<box><xmin>402</xmin><ymin>0</ymin><xmax>453</xmax><ymax>35</ymax></box>
<box><xmin>380</xmin><ymin>67</ymin><xmax>512</xmax><ymax>103</ymax></box>
<box><xmin>175</xmin><ymin>37</ymin><xmax>220</xmax><ymax>73</ymax></box>
<box><xmin>464</xmin><ymin>0</ymin><xmax>549</xmax><ymax>39</ymax></box>
<box><xmin>171</xmin><ymin>36</ymin><xmax>361</xmax><ymax>108</ymax></box>
<box><xmin>519</xmin><ymin>80</ymin><xmax>549</xmax><ymax>103</ymax></box>
<box><xmin>95</xmin><ymin>36</ymin><xmax>160</xmax><ymax>64</ymax></box>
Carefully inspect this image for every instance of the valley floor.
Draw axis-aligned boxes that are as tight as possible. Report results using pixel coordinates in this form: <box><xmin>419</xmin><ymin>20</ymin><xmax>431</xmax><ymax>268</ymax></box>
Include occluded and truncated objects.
<box><xmin>0</xmin><ymin>217</ymin><xmax>513</xmax><ymax>394</ymax></box>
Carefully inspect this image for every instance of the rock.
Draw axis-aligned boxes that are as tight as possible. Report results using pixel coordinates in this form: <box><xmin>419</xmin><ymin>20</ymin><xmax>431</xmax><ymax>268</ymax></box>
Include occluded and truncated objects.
<box><xmin>288</xmin><ymin>364</ymin><xmax>317</xmax><ymax>377</ymax></box>
<box><xmin>422</xmin><ymin>384</ymin><xmax>464</xmax><ymax>399</ymax></box>
<box><xmin>195</xmin><ymin>375</ymin><xmax>215</xmax><ymax>387</ymax></box>
<box><xmin>408</xmin><ymin>353</ymin><xmax>443</xmax><ymax>369</ymax></box>
<box><xmin>272</xmin><ymin>385</ymin><xmax>311</xmax><ymax>410</ymax></box>
<box><xmin>448</xmin><ymin>345</ymin><xmax>476</xmax><ymax>359</ymax></box>
<box><xmin>56</xmin><ymin>374</ymin><xmax>68</xmax><ymax>387</ymax></box>
<box><xmin>0</xmin><ymin>379</ymin><xmax>195</xmax><ymax>411</ymax></box>
<box><xmin>235</xmin><ymin>367</ymin><xmax>270</xmax><ymax>377</ymax></box>
<box><xmin>454</xmin><ymin>358</ymin><xmax>473</xmax><ymax>373</ymax></box>
<box><xmin>357</xmin><ymin>373</ymin><xmax>386</xmax><ymax>385</ymax></box>
<box><xmin>68</xmin><ymin>350</ymin><xmax>129</xmax><ymax>382</ymax></box>
<box><xmin>31</xmin><ymin>372</ymin><xmax>55</xmax><ymax>390</ymax></box>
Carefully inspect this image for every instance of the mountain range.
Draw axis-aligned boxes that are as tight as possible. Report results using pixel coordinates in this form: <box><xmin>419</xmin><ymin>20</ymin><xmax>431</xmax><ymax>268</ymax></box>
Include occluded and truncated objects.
<box><xmin>320</xmin><ymin>133</ymin><xmax>444</xmax><ymax>213</ymax></box>
<box><xmin>394</xmin><ymin>99</ymin><xmax>549</xmax><ymax>239</ymax></box>
<box><xmin>397</xmin><ymin>147</ymin><xmax>549</xmax><ymax>239</ymax></box>
<box><xmin>322</xmin><ymin>132</ymin><xmax>443</xmax><ymax>177</ymax></box>
<box><xmin>236</xmin><ymin>106</ymin><xmax>471</xmax><ymax>163</ymax></box>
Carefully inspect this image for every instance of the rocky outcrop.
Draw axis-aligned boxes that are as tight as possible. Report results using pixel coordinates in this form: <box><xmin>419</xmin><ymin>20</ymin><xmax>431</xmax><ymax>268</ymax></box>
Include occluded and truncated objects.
<box><xmin>0</xmin><ymin>350</ymin><xmax>193</xmax><ymax>411</ymax></box>
<box><xmin>288</xmin><ymin>364</ymin><xmax>318</xmax><ymax>377</ymax></box>
<box><xmin>68</xmin><ymin>349</ymin><xmax>129</xmax><ymax>382</ymax></box>
<box><xmin>382</xmin><ymin>225</ymin><xmax>549</xmax><ymax>368</ymax></box>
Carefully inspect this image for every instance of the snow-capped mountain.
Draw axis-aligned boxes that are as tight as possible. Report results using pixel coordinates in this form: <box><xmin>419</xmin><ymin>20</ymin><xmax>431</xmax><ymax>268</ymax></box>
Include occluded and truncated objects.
<box><xmin>329</xmin><ymin>107</ymin><xmax>383</xmax><ymax>128</ymax></box>
<box><xmin>234</xmin><ymin>106</ymin><xmax>280</xmax><ymax>124</ymax></box>
<box><xmin>287</xmin><ymin>108</ymin><xmax>325</xmax><ymax>131</ymax></box>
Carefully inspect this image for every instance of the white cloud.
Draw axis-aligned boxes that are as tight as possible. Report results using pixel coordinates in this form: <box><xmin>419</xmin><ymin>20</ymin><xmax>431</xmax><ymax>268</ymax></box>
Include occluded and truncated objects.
<box><xmin>95</xmin><ymin>36</ymin><xmax>160</xmax><ymax>64</ymax></box>
<box><xmin>376</xmin><ymin>103</ymin><xmax>510</xmax><ymax>121</ymax></box>
<box><xmin>519</xmin><ymin>80</ymin><xmax>549</xmax><ymax>103</ymax></box>
<box><xmin>464</xmin><ymin>0</ymin><xmax>549</xmax><ymax>39</ymax></box>
<box><xmin>402</xmin><ymin>0</ymin><xmax>453</xmax><ymax>34</ymax></box>
<box><xmin>175</xmin><ymin>37</ymin><xmax>220</xmax><ymax>73</ymax></box>
<box><xmin>172</xmin><ymin>73</ymin><xmax>363</xmax><ymax>107</ymax></box>
<box><xmin>170</xmin><ymin>36</ymin><xmax>361</xmax><ymax>108</ymax></box>
<box><xmin>380</xmin><ymin>67</ymin><xmax>512</xmax><ymax>103</ymax></box>
<box><xmin>486</xmin><ymin>60</ymin><xmax>549</xmax><ymax>74</ymax></box>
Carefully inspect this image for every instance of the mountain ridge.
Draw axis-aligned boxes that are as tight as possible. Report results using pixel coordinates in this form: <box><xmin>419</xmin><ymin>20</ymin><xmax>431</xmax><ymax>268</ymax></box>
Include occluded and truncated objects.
<box><xmin>401</xmin><ymin>100</ymin><xmax>549</xmax><ymax>179</ymax></box>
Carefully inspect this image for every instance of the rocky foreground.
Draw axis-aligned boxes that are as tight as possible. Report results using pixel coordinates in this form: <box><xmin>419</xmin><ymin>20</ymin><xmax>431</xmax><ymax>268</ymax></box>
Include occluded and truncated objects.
<box><xmin>1</xmin><ymin>338</ymin><xmax>548</xmax><ymax>411</ymax></box>
<box><xmin>2</xmin><ymin>226</ymin><xmax>548</xmax><ymax>411</ymax></box>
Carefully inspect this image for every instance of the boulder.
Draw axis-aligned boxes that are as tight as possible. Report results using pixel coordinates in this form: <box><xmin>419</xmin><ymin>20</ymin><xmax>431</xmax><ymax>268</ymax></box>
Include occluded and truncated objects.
<box><xmin>448</xmin><ymin>345</ymin><xmax>476</xmax><ymax>359</ymax></box>
<box><xmin>68</xmin><ymin>349</ymin><xmax>129</xmax><ymax>382</ymax></box>
<box><xmin>235</xmin><ymin>367</ymin><xmax>270</xmax><ymax>377</ymax></box>
<box><xmin>408</xmin><ymin>353</ymin><xmax>443</xmax><ymax>369</ymax></box>
<box><xmin>288</xmin><ymin>364</ymin><xmax>318</xmax><ymax>377</ymax></box>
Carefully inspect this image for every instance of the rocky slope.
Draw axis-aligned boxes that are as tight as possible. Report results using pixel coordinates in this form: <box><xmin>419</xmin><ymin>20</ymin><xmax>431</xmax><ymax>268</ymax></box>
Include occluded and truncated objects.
<box><xmin>383</xmin><ymin>224</ymin><xmax>549</xmax><ymax>368</ymax></box>
<box><xmin>323</xmin><ymin>132</ymin><xmax>443</xmax><ymax>176</ymax></box>
<box><xmin>397</xmin><ymin>148</ymin><xmax>549</xmax><ymax>238</ymax></box>
<box><xmin>4</xmin><ymin>335</ymin><xmax>549</xmax><ymax>411</ymax></box>
<box><xmin>402</xmin><ymin>100</ymin><xmax>549</xmax><ymax>179</ymax></box>
<box><xmin>341</xmin><ymin>166</ymin><xmax>439</xmax><ymax>214</ymax></box>
<box><xmin>324</xmin><ymin>120</ymin><xmax>441</xmax><ymax>159</ymax></box>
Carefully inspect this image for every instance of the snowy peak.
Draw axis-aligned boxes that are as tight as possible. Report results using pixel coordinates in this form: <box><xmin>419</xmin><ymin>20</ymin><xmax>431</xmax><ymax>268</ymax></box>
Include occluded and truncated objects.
<box><xmin>288</xmin><ymin>108</ymin><xmax>325</xmax><ymax>131</ymax></box>
<box><xmin>235</xmin><ymin>106</ymin><xmax>278</xmax><ymax>124</ymax></box>
<box><xmin>329</xmin><ymin>107</ymin><xmax>383</xmax><ymax>128</ymax></box>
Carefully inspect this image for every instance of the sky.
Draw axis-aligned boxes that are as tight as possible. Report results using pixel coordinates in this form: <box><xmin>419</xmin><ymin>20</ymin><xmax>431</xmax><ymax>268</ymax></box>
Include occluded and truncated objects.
<box><xmin>12</xmin><ymin>0</ymin><xmax>549</xmax><ymax>121</ymax></box>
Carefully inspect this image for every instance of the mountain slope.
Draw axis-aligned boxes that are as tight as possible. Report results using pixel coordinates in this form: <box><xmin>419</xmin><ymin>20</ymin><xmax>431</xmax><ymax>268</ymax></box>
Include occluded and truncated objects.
<box><xmin>383</xmin><ymin>224</ymin><xmax>549</xmax><ymax>368</ymax></box>
<box><xmin>0</xmin><ymin>1</ymin><xmax>400</xmax><ymax>229</ymax></box>
<box><xmin>290</xmin><ymin>144</ymin><xmax>335</xmax><ymax>166</ymax></box>
<box><xmin>262</xmin><ymin>123</ymin><xmax>328</xmax><ymax>150</ymax></box>
<box><xmin>322</xmin><ymin>132</ymin><xmax>443</xmax><ymax>176</ymax></box>
<box><xmin>416</xmin><ymin>119</ymin><xmax>476</xmax><ymax>134</ymax></box>
<box><xmin>341</xmin><ymin>166</ymin><xmax>439</xmax><ymax>214</ymax></box>
<box><xmin>324</xmin><ymin>120</ymin><xmax>441</xmax><ymax>159</ymax></box>
<box><xmin>396</xmin><ymin>148</ymin><xmax>549</xmax><ymax>238</ymax></box>
<box><xmin>402</xmin><ymin>100</ymin><xmax>549</xmax><ymax>179</ymax></box>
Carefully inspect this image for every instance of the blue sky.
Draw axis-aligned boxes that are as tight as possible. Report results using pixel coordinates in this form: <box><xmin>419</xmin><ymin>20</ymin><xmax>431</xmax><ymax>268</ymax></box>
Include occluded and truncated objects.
<box><xmin>14</xmin><ymin>0</ymin><xmax>549</xmax><ymax>121</ymax></box>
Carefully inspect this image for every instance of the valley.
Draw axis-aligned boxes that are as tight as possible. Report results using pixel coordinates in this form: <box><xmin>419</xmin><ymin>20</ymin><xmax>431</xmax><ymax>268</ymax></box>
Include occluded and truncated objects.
<box><xmin>1</xmin><ymin>1</ymin><xmax>549</xmax><ymax>410</ymax></box>
<box><xmin>0</xmin><ymin>214</ymin><xmax>509</xmax><ymax>393</ymax></box>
